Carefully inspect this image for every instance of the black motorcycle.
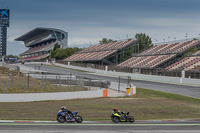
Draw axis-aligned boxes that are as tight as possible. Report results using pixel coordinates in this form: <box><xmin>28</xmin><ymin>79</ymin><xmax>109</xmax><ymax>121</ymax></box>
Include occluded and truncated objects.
<box><xmin>57</xmin><ymin>110</ymin><xmax>83</xmax><ymax>123</ymax></box>
<box><xmin>111</xmin><ymin>112</ymin><xmax>135</xmax><ymax>123</ymax></box>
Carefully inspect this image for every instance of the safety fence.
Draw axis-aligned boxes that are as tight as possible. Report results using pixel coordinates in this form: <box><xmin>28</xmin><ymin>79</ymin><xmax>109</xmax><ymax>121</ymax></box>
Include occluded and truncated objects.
<box><xmin>0</xmin><ymin>72</ymin><xmax>110</xmax><ymax>94</ymax></box>
<box><xmin>0</xmin><ymin>63</ymin><xmax>20</xmax><ymax>71</ymax></box>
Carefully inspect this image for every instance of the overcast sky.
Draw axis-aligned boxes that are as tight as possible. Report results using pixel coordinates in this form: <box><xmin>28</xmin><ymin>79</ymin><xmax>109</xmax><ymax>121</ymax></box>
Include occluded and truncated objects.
<box><xmin>1</xmin><ymin>0</ymin><xmax>200</xmax><ymax>55</ymax></box>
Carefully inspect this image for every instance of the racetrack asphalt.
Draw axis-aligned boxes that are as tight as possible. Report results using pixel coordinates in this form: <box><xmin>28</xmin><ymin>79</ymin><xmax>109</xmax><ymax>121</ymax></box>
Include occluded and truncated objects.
<box><xmin>0</xmin><ymin>120</ymin><xmax>200</xmax><ymax>133</ymax></box>
<box><xmin>25</xmin><ymin>64</ymin><xmax>200</xmax><ymax>99</ymax></box>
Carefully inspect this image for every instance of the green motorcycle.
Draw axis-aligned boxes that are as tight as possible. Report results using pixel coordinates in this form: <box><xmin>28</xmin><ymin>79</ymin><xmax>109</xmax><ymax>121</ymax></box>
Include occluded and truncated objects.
<box><xmin>111</xmin><ymin>112</ymin><xmax>135</xmax><ymax>123</ymax></box>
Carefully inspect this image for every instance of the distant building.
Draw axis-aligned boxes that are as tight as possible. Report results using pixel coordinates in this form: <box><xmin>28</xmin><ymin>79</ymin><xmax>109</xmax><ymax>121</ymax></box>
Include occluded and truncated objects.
<box><xmin>15</xmin><ymin>27</ymin><xmax>68</xmax><ymax>62</ymax></box>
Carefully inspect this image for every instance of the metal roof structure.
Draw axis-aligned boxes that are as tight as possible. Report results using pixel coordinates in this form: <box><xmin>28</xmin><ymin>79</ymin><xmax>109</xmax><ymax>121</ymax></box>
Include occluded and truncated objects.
<box><xmin>15</xmin><ymin>27</ymin><xmax>67</xmax><ymax>41</ymax></box>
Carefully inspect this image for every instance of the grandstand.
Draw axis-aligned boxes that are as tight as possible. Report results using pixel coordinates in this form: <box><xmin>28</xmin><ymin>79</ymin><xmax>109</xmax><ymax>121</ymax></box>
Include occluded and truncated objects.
<box><xmin>15</xmin><ymin>27</ymin><xmax>68</xmax><ymax>62</ymax></box>
<box><xmin>117</xmin><ymin>40</ymin><xmax>200</xmax><ymax>69</ymax></box>
<box><xmin>166</xmin><ymin>49</ymin><xmax>200</xmax><ymax>71</ymax></box>
<box><xmin>193</xmin><ymin>50</ymin><xmax>200</xmax><ymax>56</ymax></box>
<box><xmin>64</xmin><ymin>39</ymin><xmax>138</xmax><ymax>65</ymax></box>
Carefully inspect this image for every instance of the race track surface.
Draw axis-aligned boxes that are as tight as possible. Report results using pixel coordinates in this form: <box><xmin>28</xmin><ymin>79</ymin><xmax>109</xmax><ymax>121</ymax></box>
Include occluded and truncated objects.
<box><xmin>25</xmin><ymin>64</ymin><xmax>200</xmax><ymax>99</ymax></box>
<box><xmin>0</xmin><ymin>120</ymin><xmax>200</xmax><ymax>133</ymax></box>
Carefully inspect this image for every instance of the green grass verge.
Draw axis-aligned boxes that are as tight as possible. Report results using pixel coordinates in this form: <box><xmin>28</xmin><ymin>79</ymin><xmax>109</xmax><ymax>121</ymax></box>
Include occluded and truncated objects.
<box><xmin>123</xmin><ymin>88</ymin><xmax>200</xmax><ymax>103</ymax></box>
<box><xmin>0</xmin><ymin>88</ymin><xmax>199</xmax><ymax>121</ymax></box>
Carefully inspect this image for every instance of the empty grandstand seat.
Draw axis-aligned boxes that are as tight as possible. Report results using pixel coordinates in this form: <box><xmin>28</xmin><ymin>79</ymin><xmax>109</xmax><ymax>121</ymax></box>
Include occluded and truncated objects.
<box><xmin>64</xmin><ymin>39</ymin><xmax>137</xmax><ymax>62</ymax></box>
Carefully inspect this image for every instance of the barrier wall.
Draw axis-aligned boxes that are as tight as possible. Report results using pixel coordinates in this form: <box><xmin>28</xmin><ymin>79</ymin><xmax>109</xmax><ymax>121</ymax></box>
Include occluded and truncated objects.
<box><xmin>25</xmin><ymin>62</ymin><xmax>200</xmax><ymax>86</ymax></box>
<box><xmin>0</xmin><ymin>90</ymin><xmax>103</xmax><ymax>102</ymax></box>
<box><xmin>103</xmin><ymin>70</ymin><xmax>200</xmax><ymax>86</ymax></box>
<box><xmin>56</xmin><ymin>63</ymin><xmax>200</xmax><ymax>86</ymax></box>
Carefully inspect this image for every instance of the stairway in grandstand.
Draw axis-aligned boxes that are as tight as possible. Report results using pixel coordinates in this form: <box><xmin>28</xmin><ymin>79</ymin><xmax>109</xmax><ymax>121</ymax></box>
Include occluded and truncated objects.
<box><xmin>117</xmin><ymin>40</ymin><xmax>200</xmax><ymax>70</ymax></box>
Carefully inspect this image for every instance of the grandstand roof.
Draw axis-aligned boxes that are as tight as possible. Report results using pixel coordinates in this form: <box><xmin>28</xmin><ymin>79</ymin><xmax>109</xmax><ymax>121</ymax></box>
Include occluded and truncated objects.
<box><xmin>15</xmin><ymin>27</ymin><xmax>67</xmax><ymax>41</ymax></box>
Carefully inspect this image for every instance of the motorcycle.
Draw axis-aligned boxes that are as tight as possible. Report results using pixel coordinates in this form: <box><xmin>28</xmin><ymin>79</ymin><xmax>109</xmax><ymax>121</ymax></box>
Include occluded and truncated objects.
<box><xmin>111</xmin><ymin>112</ymin><xmax>135</xmax><ymax>123</ymax></box>
<box><xmin>57</xmin><ymin>110</ymin><xmax>83</xmax><ymax>123</ymax></box>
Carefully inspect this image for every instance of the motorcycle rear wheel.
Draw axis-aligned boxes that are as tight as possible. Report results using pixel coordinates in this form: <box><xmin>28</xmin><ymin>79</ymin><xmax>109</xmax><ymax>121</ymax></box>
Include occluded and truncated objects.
<box><xmin>75</xmin><ymin>115</ymin><xmax>83</xmax><ymax>123</ymax></box>
<box><xmin>57</xmin><ymin>116</ymin><xmax>65</xmax><ymax>123</ymax></box>
<box><xmin>111</xmin><ymin>117</ymin><xmax>120</xmax><ymax>123</ymax></box>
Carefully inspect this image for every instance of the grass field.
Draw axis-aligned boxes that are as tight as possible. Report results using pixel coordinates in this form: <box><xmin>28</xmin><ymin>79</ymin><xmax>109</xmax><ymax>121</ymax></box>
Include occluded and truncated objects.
<box><xmin>0</xmin><ymin>88</ymin><xmax>199</xmax><ymax>121</ymax></box>
<box><xmin>0</xmin><ymin>66</ymin><xmax>87</xmax><ymax>93</ymax></box>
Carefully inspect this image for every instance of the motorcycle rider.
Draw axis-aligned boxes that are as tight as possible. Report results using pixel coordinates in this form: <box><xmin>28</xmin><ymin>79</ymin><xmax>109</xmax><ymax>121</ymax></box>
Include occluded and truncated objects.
<box><xmin>60</xmin><ymin>106</ymin><xmax>74</xmax><ymax>120</ymax></box>
<box><xmin>113</xmin><ymin>107</ymin><xmax>125</xmax><ymax>115</ymax></box>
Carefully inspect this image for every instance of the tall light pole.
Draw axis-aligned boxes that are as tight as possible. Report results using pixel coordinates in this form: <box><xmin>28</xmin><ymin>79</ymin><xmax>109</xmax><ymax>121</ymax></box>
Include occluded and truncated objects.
<box><xmin>185</xmin><ymin>33</ymin><xmax>188</xmax><ymax>41</ymax></box>
<box><xmin>174</xmin><ymin>38</ymin><xmax>176</xmax><ymax>43</ymax></box>
<box><xmin>168</xmin><ymin>36</ymin><xmax>170</xmax><ymax>42</ymax></box>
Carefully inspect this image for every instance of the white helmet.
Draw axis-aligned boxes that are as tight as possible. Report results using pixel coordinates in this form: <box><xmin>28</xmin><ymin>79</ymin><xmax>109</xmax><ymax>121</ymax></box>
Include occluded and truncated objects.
<box><xmin>61</xmin><ymin>106</ymin><xmax>66</xmax><ymax>110</ymax></box>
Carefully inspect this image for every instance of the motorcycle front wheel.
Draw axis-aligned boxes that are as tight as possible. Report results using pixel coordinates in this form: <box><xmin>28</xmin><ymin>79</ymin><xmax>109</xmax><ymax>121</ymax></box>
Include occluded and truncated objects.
<box><xmin>128</xmin><ymin>116</ymin><xmax>135</xmax><ymax>123</ymax></box>
<box><xmin>75</xmin><ymin>115</ymin><xmax>83</xmax><ymax>123</ymax></box>
<box><xmin>57</xmin><ymin>116</ymin><xmax>65</xmax><ymax>123</ymax></box>
<box><xmin>111</xmin><ymin>117</ymin><xmax>120</xmax><ymax>123</ymax></box>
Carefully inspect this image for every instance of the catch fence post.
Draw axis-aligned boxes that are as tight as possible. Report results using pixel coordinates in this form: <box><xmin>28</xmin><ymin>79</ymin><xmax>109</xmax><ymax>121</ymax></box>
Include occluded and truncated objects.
<box><xmin>27</xmin><ymin>73</ymin><xmax>30</xmax><ymax>88</ymax></box>
<box><xmin>59</xmin><ymin>75</ymin><xmax>61</xmax><ymax>92</ymax></box>
<box><xmin>42</xmin><ymin>73</ymin><xmax>45</xmax><ymax>92</ymax></box>
<box><xmin>4</xmin><ymin>81</ymin><xmax>6</xmax><ymax>94</ymax></box>
<box><xmin>69</xmin><ymin>72</ymin><xmax>72</xmax><ymax>88</ymax></box>
<box><xmin>100</xmin><ymin>80</ymin><xmax>102</xmax><ymax>90</ymax></box>
<box><xmin>24</xmin><ymin>82</ymin><xmax>26</xmax><ymax>93</ymax></box>
<box><xmin>11</xmin><ymin>71</ymin><xmax>13</xmax><ymax>87</ymax></box>
<box><xmin>118</xmin><ymin>76</ymin><xmax>120</xmax><ymax>93</ymax></box>
<box><xmin>89</xmin><ymin>79</ymin><xmax>91</xmax><ymax>90</ymax></box>
<box><xmin>75</xmin><ymin>76</ymin><xmax>77</xmax><ymax>91</ymax></box>
<box><xmin>56</xmin><ymin>75</ymin><xmax>57</xmax><ymax>87</ymax></box>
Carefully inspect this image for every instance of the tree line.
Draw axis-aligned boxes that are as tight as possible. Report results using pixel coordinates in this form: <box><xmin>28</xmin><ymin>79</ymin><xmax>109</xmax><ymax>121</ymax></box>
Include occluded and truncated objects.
<box><xmin>50</xmin><ymin>44</ymin><xmax>83</xmax><ymax>60</ymax></box>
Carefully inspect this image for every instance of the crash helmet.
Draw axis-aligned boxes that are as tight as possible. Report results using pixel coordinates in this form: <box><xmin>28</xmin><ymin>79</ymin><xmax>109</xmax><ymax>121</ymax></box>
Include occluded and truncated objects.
<box><xmin>113</xmin><ymin>107</ymin><xmax>118</xmax><ymax>112</ymax></box>
<box><xmin>61</xmin><ymin>106</ymin><xmax>67</xmax><ymax>111</ymax></box>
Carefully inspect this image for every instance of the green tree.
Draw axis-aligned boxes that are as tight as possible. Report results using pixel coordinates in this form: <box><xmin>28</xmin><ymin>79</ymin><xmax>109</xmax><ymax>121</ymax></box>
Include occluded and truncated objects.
<box><xmin>5</xmin><ymin>54</ymin><xmax>20</xmax><ymax>59</ymax></box>
<box><xmin>99</xmin><ymin>38</ymin><xmax>116</xmax><ymax>45</ymax></box>
<box><xmin>53</xmin><ymin>43</ymin><xmax>60</xmax><ymax>50</ymax></box>
<box><xmin>50</xmin><ymin>45</ymin><xmax>82</xmax><ymax>60</ymax></box>
<box><xmin>188</xmin><ymin>47</ymin><xmax>198</xmax><ymax>53</ymax></box>
<box><xmin>119</xmin><ymin>45</ymin><xmax>135</xmax><ymax>62</ymax></box>
<box><xmin>135</xmin><ymin>33</ymin><xmax>154</xmax><ymax>52</ymax></box>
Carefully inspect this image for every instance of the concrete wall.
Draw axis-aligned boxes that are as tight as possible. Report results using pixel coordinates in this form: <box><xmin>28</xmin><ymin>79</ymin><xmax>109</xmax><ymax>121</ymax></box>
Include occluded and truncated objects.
<box><xmin>103</xmin><ymin>70</ymin><xmax>200</xmax><ymax>86</ymax></box>
<box><xmin>0</xmin><ymin>90</ymin><xmax>103</xmax><ymax>102</ymax></box>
